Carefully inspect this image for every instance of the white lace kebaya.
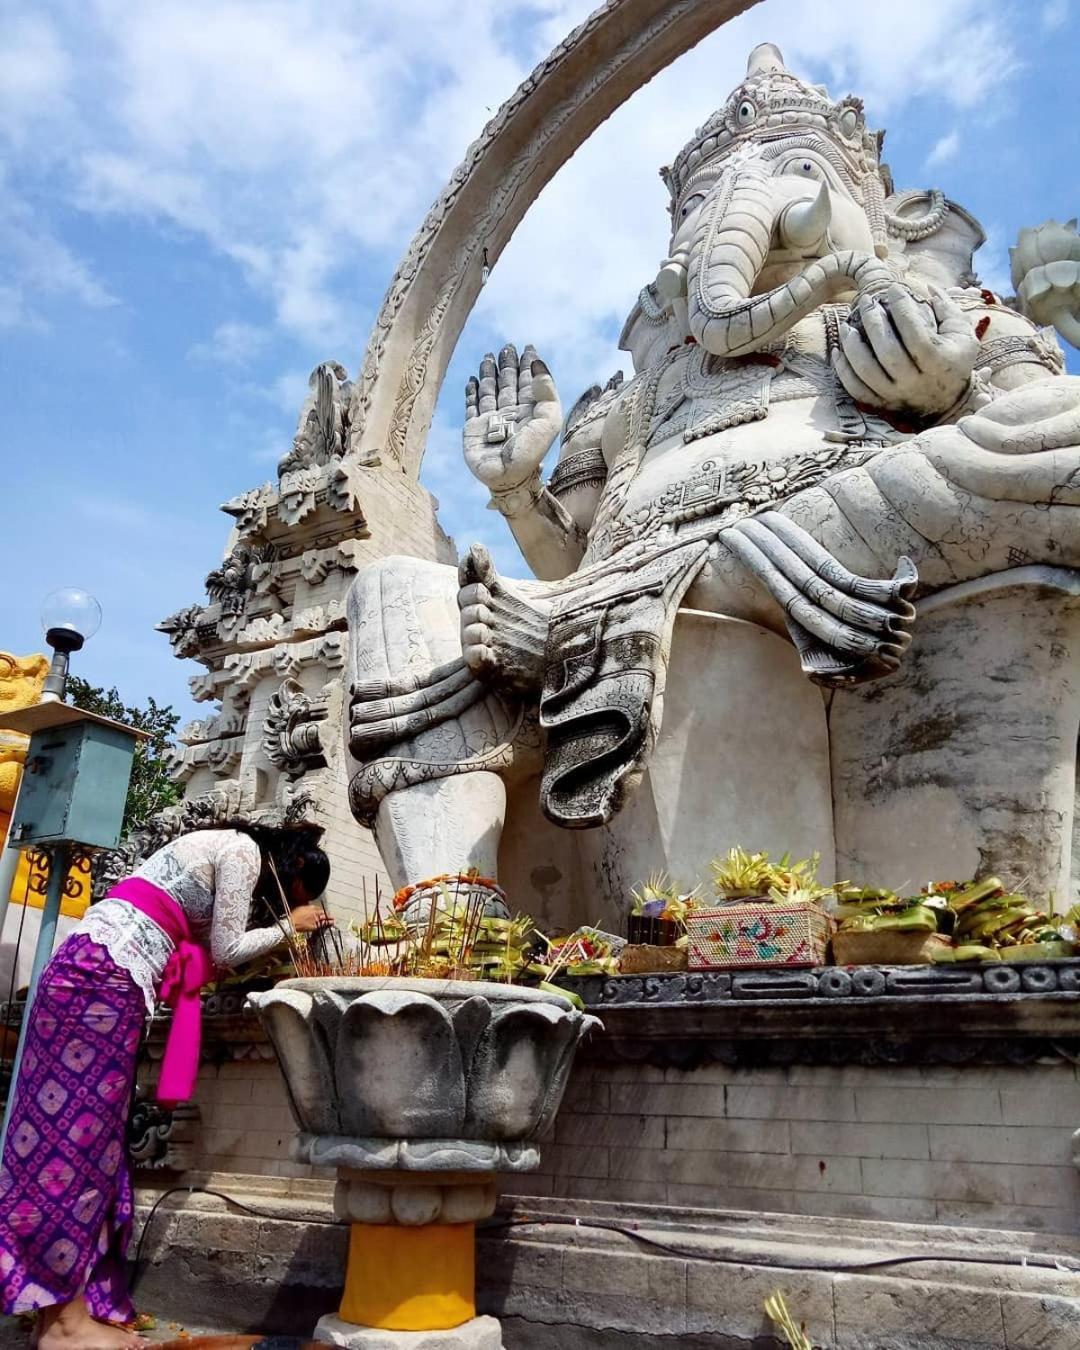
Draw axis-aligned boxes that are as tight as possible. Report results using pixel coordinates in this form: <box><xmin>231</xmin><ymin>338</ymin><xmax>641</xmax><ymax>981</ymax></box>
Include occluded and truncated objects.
<box><xmin>77</xmin><ymin>829</ymin><xmax>286</xmax><ymax>1013</ymax></box>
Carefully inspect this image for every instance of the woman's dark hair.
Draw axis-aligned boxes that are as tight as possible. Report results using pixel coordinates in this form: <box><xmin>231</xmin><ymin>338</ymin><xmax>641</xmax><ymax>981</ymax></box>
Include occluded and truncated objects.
<box><xmin>203</xmin><ymin>819</ymin><xmax>331</xmax><ymax>928</ymax></box>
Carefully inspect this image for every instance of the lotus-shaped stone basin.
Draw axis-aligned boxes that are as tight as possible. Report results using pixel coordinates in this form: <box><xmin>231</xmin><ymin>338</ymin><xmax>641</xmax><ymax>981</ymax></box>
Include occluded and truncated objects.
<box><xmin>249</xmin><ymin>978</ymin><xmax>601</xmax><ymax>1173</ymax></box>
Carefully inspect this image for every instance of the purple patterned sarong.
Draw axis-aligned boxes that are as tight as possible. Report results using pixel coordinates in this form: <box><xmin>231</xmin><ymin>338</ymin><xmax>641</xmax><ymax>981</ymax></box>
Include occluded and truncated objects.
<box><xmin>0</xmin><ymin>933</ymin><xmax>145</xmax><ymax>1322</ymax></box>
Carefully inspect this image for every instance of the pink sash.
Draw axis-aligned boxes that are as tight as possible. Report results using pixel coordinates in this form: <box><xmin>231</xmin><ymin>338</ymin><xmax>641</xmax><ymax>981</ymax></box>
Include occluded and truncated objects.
<box><xmin>107</xmin><ymin>876</ymin><xmax>217</xmax><ymax>1108</ymax></box>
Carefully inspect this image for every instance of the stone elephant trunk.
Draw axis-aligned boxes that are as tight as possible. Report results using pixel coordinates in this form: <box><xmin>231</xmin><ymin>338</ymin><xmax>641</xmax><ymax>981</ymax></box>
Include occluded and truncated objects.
<box><xmin>684</xmin><ymin>157</ymin><xmax>895</xmax><ymax>357</ymax></box>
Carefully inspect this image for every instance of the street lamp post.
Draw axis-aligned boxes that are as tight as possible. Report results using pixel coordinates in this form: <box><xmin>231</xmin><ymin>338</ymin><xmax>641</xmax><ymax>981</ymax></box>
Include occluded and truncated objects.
<box><xmin>0</xmin><ymin>591</ymin><xmax>144</xmax><ymax>1151</ymax></box>
<box><xmin>39</xmin><ymin>586</ymin><xmax>103</xmax><ymax>703</ymax></box>
<box><xmin>0</xmin><ymin>591</ymin><xmax>104</xmax><ymax>953</ymax></box>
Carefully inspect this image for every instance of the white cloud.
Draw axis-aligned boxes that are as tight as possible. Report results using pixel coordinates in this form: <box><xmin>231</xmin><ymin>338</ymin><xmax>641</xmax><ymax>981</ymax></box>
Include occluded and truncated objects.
<box><xmin>256</xmin><ymin>368</ymin><xmax>313</xmax><ymax>417</ymax></box>
<box><xmin>0</xmin><ymin>0</ymin><xmax>1024</xmax><ymax>353</ymax></box>
<box><xmin>0</xmin><ymin>13</ymin><xmax>72</xmax><ymax>149</ymax></box>
<box><xmin>0</xmin><ymin>170</ymin><xmax>116</xmax><ymax>330</ymax></box>
<box><xmin>925</xmin><ymin>130</ymin><xmax>961</xmax><ymax>170</ymax></box>
<box><xmin>189</xmin><ymin>320</ymin><xmax>270</xmax><ymax>367</ymax></box>
<box><xmin>0</xmin><ymin>0</ymin><xmax>1028</xmax><ymax>480</ymax></box>
<box><xmin>975</xmin><ymin>225</ymin><xmax>1015</xmax><ymax>299</ymax></box>
<box><xmin>1042</xmin><ymin>0</ymin><xmax>1069</xmax><ymax>29</ymax></box>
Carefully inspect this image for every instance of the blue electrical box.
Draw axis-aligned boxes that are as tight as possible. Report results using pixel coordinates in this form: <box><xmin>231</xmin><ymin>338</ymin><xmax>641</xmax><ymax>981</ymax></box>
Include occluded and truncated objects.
<box><xmin>2</xmin><ymin>704</ymin><xmax>143</xmax><ymax>850</ymax></box>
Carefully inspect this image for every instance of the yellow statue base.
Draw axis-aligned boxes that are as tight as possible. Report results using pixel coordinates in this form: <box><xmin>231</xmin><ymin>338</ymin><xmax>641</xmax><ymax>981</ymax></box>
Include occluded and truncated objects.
<box><xmin>340</xmin><ymin>1222</ymin><xmax>476</xmax><ymax>1332</ymax></box>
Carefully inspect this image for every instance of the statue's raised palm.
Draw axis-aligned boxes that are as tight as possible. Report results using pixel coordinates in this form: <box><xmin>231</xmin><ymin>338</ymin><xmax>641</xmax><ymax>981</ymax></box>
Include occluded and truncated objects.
<box><xmin>463</xmin><ymin>343</ymin><xmax>562</xmax><ymax>492</ymax></box>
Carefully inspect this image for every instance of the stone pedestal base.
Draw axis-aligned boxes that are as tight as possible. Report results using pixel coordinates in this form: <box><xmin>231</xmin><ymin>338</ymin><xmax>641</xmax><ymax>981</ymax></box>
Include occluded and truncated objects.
<box><xmin>314</xmin><ymin>1314</ymin><xmax>503</xmax><ymax>1349</ymax></box>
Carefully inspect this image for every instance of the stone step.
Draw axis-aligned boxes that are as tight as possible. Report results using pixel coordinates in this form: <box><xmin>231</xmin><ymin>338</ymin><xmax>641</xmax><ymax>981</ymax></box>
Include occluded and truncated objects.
<box><xmin>128</xmin><ymin>1178</ymin><xmax>1080</xmax><ymax>1349</ymax></box>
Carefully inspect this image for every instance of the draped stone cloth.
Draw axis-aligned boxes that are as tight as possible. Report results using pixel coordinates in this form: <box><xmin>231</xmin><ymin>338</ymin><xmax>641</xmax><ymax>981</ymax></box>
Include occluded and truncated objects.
<box><xmin>538</xmin><ymin>538</ymin><xmax>710</xmax><ymax>826</ymax></box>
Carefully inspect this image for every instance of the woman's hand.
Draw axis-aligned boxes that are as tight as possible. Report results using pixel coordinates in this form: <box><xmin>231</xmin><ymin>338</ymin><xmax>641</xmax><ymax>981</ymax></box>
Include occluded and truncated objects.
<box><xmin>289</xmin><ymin>904</ymin><xmax>335</xmax><ymax>934</ymax></box>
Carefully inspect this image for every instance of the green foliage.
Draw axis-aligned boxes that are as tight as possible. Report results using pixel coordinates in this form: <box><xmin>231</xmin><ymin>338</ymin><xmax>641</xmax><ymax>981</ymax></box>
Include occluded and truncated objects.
<box><xmin>66</xmin><ymin>676</ymin><xmax>181</xmax><ymax>832</ymax></box>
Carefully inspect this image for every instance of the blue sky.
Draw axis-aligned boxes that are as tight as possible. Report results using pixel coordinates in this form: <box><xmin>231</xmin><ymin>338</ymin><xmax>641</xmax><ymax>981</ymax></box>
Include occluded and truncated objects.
<box><xmin>1</xmin><ymin>0</ymin><xmax>1077</xmax><ymax>723</ymax></box>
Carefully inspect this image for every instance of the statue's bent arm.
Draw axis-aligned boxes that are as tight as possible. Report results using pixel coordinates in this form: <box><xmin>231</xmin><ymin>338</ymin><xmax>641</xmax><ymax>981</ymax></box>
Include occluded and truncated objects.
<box><xmin>496</xmin><ymin>472</ymin><xmax>590</xmax><ymax>581</ymax></box>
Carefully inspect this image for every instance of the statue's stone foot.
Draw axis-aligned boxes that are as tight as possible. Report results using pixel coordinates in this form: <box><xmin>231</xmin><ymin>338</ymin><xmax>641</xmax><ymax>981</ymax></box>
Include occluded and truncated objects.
<box><xmin>314</xmin><ymin>1315</ymin><xmax>504</xmax><ymax>1349</ymax></box>
<box><xmin>457</xmin><ymin>544</ymin><xmax>549</xmax><ymax>693</ymax></box>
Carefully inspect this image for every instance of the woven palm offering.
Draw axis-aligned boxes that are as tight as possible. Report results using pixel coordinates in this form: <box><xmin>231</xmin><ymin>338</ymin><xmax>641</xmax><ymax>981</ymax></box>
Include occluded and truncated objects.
<box><xmin>831</xmin><ymin>884</ymin><xmax>951</xmax><ymax>965</ymax></box>
<box><xmin>393</xmin><ymin>871</ymin><xmax>508</xmax><ymax>929</ymax></box>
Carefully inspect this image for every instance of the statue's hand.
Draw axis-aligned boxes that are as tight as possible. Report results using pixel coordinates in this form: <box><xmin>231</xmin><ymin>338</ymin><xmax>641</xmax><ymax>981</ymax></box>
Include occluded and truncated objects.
<box><xmin>833</xmin><ymin>283</ymin><xmax>978</xmax><ymax>420</ymax></box>
<box><xmin>463</xmin><ymin>344</ymin><xmax>562</xmax><ymax>495</ymax></box>
<box><xmin>457</xmin><ymin>544</ymin><xmax>549</xmax><ymax>693</ymax></box>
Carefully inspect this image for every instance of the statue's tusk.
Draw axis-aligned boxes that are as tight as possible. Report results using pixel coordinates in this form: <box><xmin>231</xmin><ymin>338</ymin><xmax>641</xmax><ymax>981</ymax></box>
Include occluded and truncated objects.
<box><xmin>778</xmin><ymin>180</ymin><xmax>832</xmax><ymax>251</ymax></box>
<box><xmin>655</xmin><ymin>252</ymin><xmax>689</xmax><ymax>301</ymax></box>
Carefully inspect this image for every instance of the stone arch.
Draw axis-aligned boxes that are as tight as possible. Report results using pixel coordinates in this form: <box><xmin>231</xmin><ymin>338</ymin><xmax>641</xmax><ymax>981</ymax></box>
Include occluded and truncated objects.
<box><xmin>346</xmin><ymin>0</ymin><xmax>763</xmax><ymax>477</ymax></box>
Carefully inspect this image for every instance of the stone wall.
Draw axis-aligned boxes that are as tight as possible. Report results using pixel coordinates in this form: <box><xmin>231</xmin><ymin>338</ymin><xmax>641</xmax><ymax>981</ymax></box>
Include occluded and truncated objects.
<box><xmin>168</xmin><ymin>1045</ymin><xmax>1080</xmax><ymax>1234</ymax></box>
<box><xmin>525</xmin><ymin>1060</ymin><xmax>1080</xmax><ymax>1234</ymax></box>
<box><xmin>137</xmin><ymin>1054</ymin><xmax>331</xmax><ymax>1182</ymax></box>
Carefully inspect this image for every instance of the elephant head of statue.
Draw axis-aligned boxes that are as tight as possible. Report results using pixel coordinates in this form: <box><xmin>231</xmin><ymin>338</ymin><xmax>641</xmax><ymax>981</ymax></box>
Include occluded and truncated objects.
<box><xmin>653</xmin><ymin>43</ymin><xmax>921</xmax><ymax>358</ymax></box>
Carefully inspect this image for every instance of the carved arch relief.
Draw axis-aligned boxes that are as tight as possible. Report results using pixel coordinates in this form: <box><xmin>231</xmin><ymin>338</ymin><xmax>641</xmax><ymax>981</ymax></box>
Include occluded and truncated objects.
<box><xmin>347</xmin><ymin>0</ymin><xmax>763</xmax><ymax>477</ymax></box>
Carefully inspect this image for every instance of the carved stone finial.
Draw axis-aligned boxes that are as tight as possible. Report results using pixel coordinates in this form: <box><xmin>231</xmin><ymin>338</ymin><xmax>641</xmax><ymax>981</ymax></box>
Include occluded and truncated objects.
<box><xmin>278</xmin><ymin>362</ymin><xmax>353</xmax><ymax>477</ymax></box>
<box><xmin>746</xmin><ymin>42</ymin><xmax>787</xmax><ymax>77</ymax></box>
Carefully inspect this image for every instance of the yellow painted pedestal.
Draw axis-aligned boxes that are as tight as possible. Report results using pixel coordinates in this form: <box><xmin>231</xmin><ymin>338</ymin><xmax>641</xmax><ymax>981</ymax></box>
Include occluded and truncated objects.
<box><xmin>340</xmin><ymin>1222</ymin><xmax>476</xmax><ymax>1331</ymax></box>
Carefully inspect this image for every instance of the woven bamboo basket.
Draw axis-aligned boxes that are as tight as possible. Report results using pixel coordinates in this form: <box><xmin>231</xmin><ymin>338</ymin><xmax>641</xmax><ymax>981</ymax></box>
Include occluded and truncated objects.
<box><xmin>687</xmin><ymin>901</ymin><xmax>833</xmax><ymax>970</ymax></box>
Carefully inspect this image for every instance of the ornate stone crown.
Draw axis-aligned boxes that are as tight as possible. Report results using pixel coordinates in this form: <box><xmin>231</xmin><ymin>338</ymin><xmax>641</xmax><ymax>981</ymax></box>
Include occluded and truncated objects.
<box><xmin>661</xmin><ymin>44</ymin><xmax>885</xmax><ymax>217</ymax></box>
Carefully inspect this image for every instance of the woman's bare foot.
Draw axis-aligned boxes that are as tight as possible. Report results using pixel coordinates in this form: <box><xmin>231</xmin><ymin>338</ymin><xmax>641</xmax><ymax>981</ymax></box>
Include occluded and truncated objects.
<box><xmin>37</xmin><ymin>1298</ymin><xmax>147</xmax><ymax>1350</ymax></box>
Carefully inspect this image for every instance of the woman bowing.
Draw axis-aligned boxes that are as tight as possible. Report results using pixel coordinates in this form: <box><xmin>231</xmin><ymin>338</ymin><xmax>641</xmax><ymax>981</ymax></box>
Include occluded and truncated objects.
<box><xmin>0</xmin><ymin>821</ymin><xmax>333</xmax><ymax>1350</ymax></box>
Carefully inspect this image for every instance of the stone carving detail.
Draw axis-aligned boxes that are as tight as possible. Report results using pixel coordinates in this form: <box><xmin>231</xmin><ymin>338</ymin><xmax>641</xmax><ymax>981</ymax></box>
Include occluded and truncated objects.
<box><xmin>278</xmin><ymin>467</ymin><xmax>323</xmax><ymax>527</ymax></box>
<box><xmin>127</xmin><ymin>1093</ymin><xmax>201</xmax><ymax>1172</ymax></box>
<box><xmin>162</xmin><ymin>743</ymin><xmax>198</xmax><ymax>786</ymax></box>
<box><xmin>220</xmin><ymin>485</ymin><xmax>273</xmax><ymax>537</ymax></box>
<box><xmin>567</xmin><ymin>962</ymin><xmax>1080</xmax><ymax>1006</ymax></box>
<box><xmin>205</xmin><ymin>543</ymin><xmax>276</xmax><ymax>617</ymax></box>
<box><xmin>263</xmin><ymin>678</ymin><xmax>329</xmax><ymax>776</ymax></box>
<box><xmin>1010</xmin><ymin>218</ymin><xmax>1080</xmax><ymax>348</ymax></box>
<box><xmin>233</xmin><ymin>614</ymin><xmax>286</xmax><ymax>647</ymax></box>
<box><xmin>187</xmin><ymin>676</ymin><xmax>218</xmax><ymax>704</ymax></box>
<box><xmin>291</xmin><ymin>600</ymin><xmax>347</xmax><ymax>638</ymax></box>
<box><xmin>548</xmin><ymin>447</ymin><xmax>609</xmax><ymax>498</ymax></box>
<box><xmin>300</xmin><ymin>540</ymin><xmax>366</xmax><ymax>585</ymax></box>
<box><xmin>279</xmin><ymin>362</ymin><xmax>353</xmax><ymax>476</ymax></box>
<box><xmin>155</xmin><ymin>606</ymin><xmax>203</xmax><ymax>659</ymax></box>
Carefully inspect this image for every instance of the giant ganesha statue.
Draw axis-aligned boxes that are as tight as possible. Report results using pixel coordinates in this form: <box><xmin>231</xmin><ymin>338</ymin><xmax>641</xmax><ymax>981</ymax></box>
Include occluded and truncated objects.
<box><xmin>346</xmin><ymin>44</ymin><xmax>1080</xmax><ymax>922</ymax></box>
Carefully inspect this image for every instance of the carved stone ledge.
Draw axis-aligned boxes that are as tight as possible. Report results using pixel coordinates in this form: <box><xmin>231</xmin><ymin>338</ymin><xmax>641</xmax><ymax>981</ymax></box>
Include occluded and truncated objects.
<box><xmin>300</xmin><ymin>539</ymin><xmax>367</xmax><ymax>585</ymax></box>
<box><xmin>220</xmin><ymin>484</ymin><xmax>274</xmax><ymax>537</ymax></box>
<box><xmin>223</xmin><ymin>634</ymin><xmax>347</xmax><ymax>709</ymax></box>
<box><xmin>188</xmin><ymin>670</ymin><xmax>227</xmax><ymax>704</ymax></box>
<box><xmin>221</xmin><ymin>460</ymin><xmax>370</xmax><ymax>540</ymax></box>
<box><xmin>557</xmin><ymin>964</ymin><xmax>1080</xmax><ymax>1067</ymax></box>
<box><xmin>156</xmin><ymin>605</ymin><xmax>204</xmax><ymax>659</ymax></box>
